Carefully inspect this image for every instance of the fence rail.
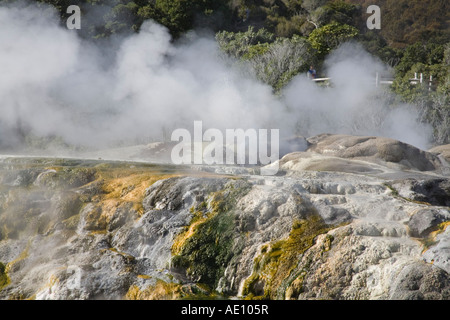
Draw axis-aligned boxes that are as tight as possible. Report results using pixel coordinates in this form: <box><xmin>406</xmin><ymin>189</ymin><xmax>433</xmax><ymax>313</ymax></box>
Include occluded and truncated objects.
<box><xmin>311</xmin><ymin>72</ymin><xmax>434</xmax><ymax>90</ymax></box>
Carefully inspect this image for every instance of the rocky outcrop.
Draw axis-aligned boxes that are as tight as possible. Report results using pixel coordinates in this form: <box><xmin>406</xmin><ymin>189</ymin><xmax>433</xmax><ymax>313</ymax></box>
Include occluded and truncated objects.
<box><xmin>306</xmin><ymin>134</ymin><xmax>443</xmax><ymax>172</ymax></box>
<box><xmin>0</xmin><ymin>134</ymin><xmax>449</xmax><ymax>300</ymax></box>
<box><xmin>429</xmin><ymin>144</ymin><xmax>450</xmax><ymax>163</ymax></box>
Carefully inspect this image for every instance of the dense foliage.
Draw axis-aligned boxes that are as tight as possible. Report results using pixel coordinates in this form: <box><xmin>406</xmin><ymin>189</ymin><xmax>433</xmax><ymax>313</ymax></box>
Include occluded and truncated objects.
<box><xmin>308</xmin><ymin>21</ymin><xmax>358</xmax><ymax>57</ymax></box>
<box><xmin>392</xmin><ymin>43</ymin><xmax>450</xmax><ymax>144</ymax></box>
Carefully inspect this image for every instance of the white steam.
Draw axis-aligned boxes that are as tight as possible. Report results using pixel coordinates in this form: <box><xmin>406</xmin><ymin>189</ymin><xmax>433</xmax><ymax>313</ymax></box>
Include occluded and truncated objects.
<box><xmin>0</xmin><ymin>3</ymin><xmax>432</xmax><ymax>152</ymax></box>
<box><xmin>283</xmin><ymin>43</ymin><xmax>432</xmax><ymax>149</ymax></box>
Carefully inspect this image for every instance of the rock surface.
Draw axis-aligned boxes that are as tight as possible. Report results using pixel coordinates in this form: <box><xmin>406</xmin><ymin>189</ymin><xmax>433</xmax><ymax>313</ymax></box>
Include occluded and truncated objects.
<box><xmin>306</xmin><ymin>134</ymin><xmax>443</xmax><ymax>172</ymax></box>
<box><xmin>0</xmin><ymin>134</ymin><xmax>449</xmax><ymax>300</ymax></box>
<box><xmin>429</xmin><ymin>144</ymin><xmax>450</xmax><ymax>163</ymax></box>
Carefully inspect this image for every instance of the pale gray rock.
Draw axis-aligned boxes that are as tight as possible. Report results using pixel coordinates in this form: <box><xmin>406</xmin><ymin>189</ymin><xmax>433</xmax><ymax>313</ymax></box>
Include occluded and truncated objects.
<box><xmin>423</xmin><ymin>226</ymin><xmax>450</xmax><ymax>273</ymax></box>
<box><xmin>390</xmin><ymin>178</ymin><xmax>450</xmax><ymax>206</ymax></box>
<box><xmin>407</xmin><ymin>208</ymin><xmax>450</xmax><ymax>238</ymax></box>
<box><xmin>1</xmin><ymin>134</ymin><xmax>449</xmax><ymax>300</ymax></box>
<box><xmin>306</xmin><ymin>134</ymin><xmax>442</xmax><ymax>171</ymax></box>
<box><xmin>428</xmin><ymin>144</ymin><xmax>450</xmax><ymax>163</ymax></box>
<box><xmin>143</xmin><ymin>176</ymin><xmax>229</xmax><ymax>211</ymax></box>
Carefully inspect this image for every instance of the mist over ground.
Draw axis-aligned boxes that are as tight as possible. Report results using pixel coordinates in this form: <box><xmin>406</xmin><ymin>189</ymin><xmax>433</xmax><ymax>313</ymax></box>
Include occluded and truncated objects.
<box><xmin>0</xmin><ymin>2</ymin><xmax>433</xmax><ymax>154</ymax></box>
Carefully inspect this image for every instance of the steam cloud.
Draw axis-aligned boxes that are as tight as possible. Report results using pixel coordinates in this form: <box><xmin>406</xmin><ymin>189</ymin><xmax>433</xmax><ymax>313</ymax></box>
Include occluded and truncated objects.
<box><xmin>0</xmin><ymin>3</ymin><xmax>432</xmax><ymax>154</ymax></box>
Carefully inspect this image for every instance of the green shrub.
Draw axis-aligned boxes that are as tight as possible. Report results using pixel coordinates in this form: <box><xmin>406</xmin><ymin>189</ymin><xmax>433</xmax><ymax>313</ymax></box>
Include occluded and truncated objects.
<box><xmin>308</xmin><ymin>22</ymin><xmax>359</xmax><ymax>57</ymax></box>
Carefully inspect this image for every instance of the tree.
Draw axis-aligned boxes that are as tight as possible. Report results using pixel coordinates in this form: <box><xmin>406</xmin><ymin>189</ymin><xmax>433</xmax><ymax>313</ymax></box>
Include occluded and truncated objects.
<box><xmin>216</xmin><ymin>27</ymin><xmax>316</xmax><ymax>91</ymax></box>
<box><xmin>308</xmin><ymin>22</ymin><xmax>359</xmax><ymax>57</ymax></box>
<box><xmin>391</xmin><ymin>42</ymin><xmax>450</xmax><ymax>145</ymax></box>
<box><xmin>215</xmin><ymin>27</ymin><xmax>275</xmax><ymax>59</ymax></box>
<box><xmin>102</xmin><ymin>2</ymin><xmax>140</xmax><ymax>36</ymax></box>
<box><xmin>247</xmin><ymin>36</ymin><xmax>316</xmax><ymax>91</ymax></box>
<box><xmin>359</xmin><ymin>31</ymin><xmax>401</xmax><ymax>67</ymax></box>
<box><xmin>137</xmin><ymin>0</ymin><xmax>232</xmax><ymax>38</ymax></box>
<box><xmin>137</xmin><ymin>0</ymin><xmax>192</xmax><ymax>38</ymax></box>
<box><xmin>321</xmin><ymin>1</ymin><xmax>360</xmax><ymax>26</ymax></box>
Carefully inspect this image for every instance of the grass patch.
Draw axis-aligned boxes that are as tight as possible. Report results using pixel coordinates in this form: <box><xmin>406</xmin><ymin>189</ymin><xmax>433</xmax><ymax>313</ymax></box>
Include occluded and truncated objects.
<box><xmin>242</xmin><ymin>214</ymin><xmax>333</xmax><ymax>300</ymax></box>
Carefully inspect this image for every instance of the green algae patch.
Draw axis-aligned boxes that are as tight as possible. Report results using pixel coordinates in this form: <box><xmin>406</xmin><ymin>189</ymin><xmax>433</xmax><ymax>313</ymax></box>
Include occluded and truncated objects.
<box><xmin>171</xmin><ymin>181</ymin><xmax>251</xmax><ymax>289</ymax></box>
<box><xmin>0</xmin><ymin>243</ymin><xmax>30</xmax><ymax>293</ymax></box>
<box><xmin>242</xmin><ymin>214</ymin><xmax>333</xmax><ymax>300</ymax></box>
<box><xmin>420</xmin><ymin>221</ymin><xmax>450</xmax><ymax>253</ymax></box>
<box><xmin>172</xmin><ymin>209</ymin><xmax>213</xmax><ymax>256</ymax></box>
<box><xmin>125</xmin><ymin>279</ymin><xmax>220</xmax><ymax>300</ymax></box>
<box><xmin>383</xmin><ymin>183</ymin><xmax>432</xmax><ymax>206</ymax></box>
<box><xmin>171</xmin><ymin>209</ymin><xmax>235</xmax><ymax>287</ymax></box>
<box><xmin>0</xmin><ymin>262</ymin><xmax>10</xmax><ymax>291</ymax></box>
<box><xmin>61</xmin><ymin>213</ymin><xmax>81</xmax><ymax>230</ymax></box>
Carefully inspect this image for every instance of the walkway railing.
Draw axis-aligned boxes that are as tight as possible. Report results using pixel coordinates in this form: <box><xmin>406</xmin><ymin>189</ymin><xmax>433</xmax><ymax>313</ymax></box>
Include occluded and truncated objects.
<box><xmin>310</xmin><ymin>72</ymin><xmax>434</xmax><ymax>90</ymax></box>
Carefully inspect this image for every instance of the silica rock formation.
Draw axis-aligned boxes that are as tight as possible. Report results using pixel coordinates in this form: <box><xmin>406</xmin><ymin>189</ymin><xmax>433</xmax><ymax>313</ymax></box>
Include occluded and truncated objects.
<box><xmin>0</xmin><ymin>134</ymin><xmax>449</xmax><ymax>300</ymax></box>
